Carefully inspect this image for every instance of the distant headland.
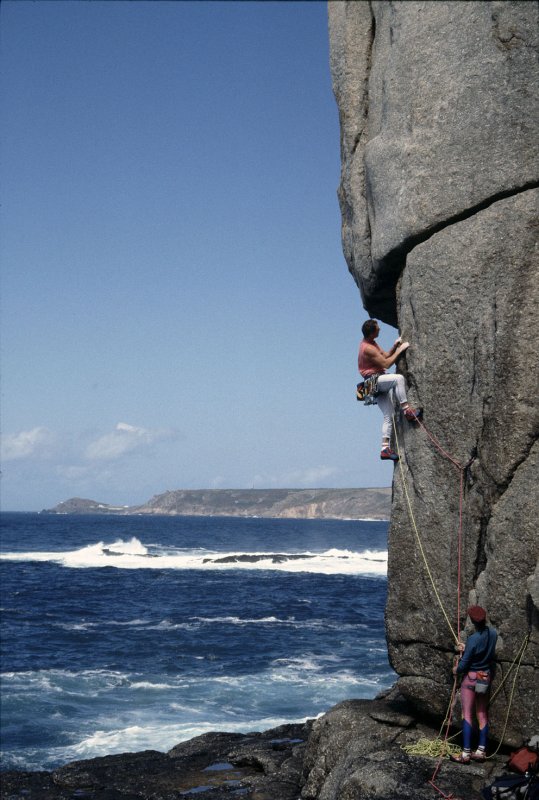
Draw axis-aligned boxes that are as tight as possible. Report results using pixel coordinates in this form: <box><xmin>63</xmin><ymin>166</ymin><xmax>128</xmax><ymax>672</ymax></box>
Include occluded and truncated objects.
<box><xmin>41</xmin><ymin>487</ymin><xmax>391</xmax><ymax>520</ymax></box>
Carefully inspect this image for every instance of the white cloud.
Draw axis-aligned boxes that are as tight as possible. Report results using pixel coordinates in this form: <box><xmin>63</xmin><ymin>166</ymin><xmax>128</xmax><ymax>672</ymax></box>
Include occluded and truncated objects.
<box><xmin>85</xmin><ymin>422</ymin><xmax>175</xmax><ymax>461</ymax></box>
<box><xmin>1</xmin><ymin>427</ymin><xmax>55</xmax><ymax>461</ymax></box>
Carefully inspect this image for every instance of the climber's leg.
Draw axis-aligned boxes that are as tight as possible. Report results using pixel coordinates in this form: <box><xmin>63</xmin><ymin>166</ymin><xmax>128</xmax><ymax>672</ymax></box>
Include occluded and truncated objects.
<box><xmin>476</xmin><ymin>691</ymin><xmax>489</xmax><ymax>753</ymax></box>
<box><xmin>376</xmin><ymin>386</ymin><xmax>399</xmax><ymax>460</ymax></box>
<box><xmin>459</xmin><ymin>676</ymin><xmax>476</xmax><ymax>755</ymax></box>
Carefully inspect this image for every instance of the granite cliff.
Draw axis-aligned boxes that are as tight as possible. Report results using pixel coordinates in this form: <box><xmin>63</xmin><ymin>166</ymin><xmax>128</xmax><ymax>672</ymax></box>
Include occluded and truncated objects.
<box><xmin>329</xmin><ymin>0</ymin><xmax>538</xmax><ymax>756</ymax></box>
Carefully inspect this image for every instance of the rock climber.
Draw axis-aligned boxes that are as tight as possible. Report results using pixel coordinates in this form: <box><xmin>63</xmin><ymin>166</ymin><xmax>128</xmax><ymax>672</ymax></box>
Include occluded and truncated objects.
<box><xmin>450</xmin><ymin>605</ymin><xmax>498</xmax><ymax>764</ymax></box>
<box><xmin>358</xmin><ymin>319</ymin><xmax>423</xmax><ymax>461</ymax></box>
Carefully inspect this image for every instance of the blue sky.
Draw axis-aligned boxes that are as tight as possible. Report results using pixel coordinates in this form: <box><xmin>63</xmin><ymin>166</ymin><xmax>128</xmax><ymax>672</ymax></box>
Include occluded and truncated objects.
<box><xmin>1</xmin><ymin>0</ymin><xmax>397</xmax><ymax>511</ymax></box>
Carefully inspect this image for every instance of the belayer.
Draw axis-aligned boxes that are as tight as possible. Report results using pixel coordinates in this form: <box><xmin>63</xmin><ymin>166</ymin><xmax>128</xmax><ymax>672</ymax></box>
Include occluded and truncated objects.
<box><xmin>451</xmin><ymin>605</ymin><xmax>498</xmax><ymax>764</ymax></box>
<box><xmin>358</xmin><ymin>319</ymin><xmax>423</xmax><ymax>461</ymax></box>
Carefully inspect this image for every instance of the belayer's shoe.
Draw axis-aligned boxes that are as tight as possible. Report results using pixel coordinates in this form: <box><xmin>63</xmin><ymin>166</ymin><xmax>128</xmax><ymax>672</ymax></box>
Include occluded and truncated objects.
<box><xmin>450</xmin><ymin>752</ymin><xmax>471</xmax><ymax>765</ymax></box>
<box><xmin>403</xmin><ymin>407</ymin><xmax>423</xmax><ymax>423</ymax></box>
<box><xmin>380</xmin><ymin>447</ymin><xmax>399</xmax><ymax>462</ymax></box>
<box><xmin>470</xmin><ymin>749</ymin><xmax>486</xmax><ymax>762</ymax></box>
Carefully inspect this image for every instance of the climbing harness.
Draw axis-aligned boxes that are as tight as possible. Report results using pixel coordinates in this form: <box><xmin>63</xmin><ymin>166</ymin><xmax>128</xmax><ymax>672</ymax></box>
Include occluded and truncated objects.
<box><xmin>356</xmin><ymin>375</ymin><xmax>379</xmax><ymax>405</ymax></box>
<box><xmin>391</xmin><ymin>410</ymin><xmax>530</xmax><ymax>796</ymax></box>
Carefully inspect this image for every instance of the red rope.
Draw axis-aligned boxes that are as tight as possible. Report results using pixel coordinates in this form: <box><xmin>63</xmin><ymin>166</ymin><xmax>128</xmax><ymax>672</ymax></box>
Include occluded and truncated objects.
<box><xmin>457</xmin><ymin>470</ymin><xmax>464</xmax><ymax>641</ymax></box>
<box><xmin>429</xmin><ymin>673</ymin><xmax>461</xmax><ymax>798</ymax></box>
<box><xmin>416</xmin><ymin>417</ymin><xmax>465</xmax><ymax>471</ymax></box>
<box><xmin>428</xmin><ymin>781</ymin><xmax>458</xmax><ymax>799</ymax></box>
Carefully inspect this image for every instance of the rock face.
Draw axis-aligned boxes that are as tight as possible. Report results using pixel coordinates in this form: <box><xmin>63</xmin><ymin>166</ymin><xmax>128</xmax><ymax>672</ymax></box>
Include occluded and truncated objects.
<box><xmin>300</xmin><ymin>693</ymin><xmax>500</xmax><ymax>800</ymax></box>
<box><xmin>329</xmin><ymin>0</ymin><xmax>539</xmax><ymax>745</ymax></box>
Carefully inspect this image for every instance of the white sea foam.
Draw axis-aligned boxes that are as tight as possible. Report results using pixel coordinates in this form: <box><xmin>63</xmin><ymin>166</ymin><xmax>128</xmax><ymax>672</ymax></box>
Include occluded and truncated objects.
<box><xmin>153</xmin><ymin>619</ymin><xmax>197</xmax><ymax>630</ymax></box>
<box><xmin>0</xmin><ymin>538</ymin><xmax>387</xmax><ymax>575</ymax></box>
<box><xmin>128</xmin><ymin>681</ymin><xmax>177</xmax><ymax>691</ymax></box>
<box><xmin>62</xmin><ymin>716</ymin><xmax>304</xmax><ymax>761</ymax></box>
<box><xmin>56</xmin><ymin>621</ymin><xmax>98</xmax><ymax>631</ymax></box>
<box><xmin>1</xmin><ymin>669</ymin><xmax>132</xmax><ymax>695</ymax></box>
<box><xmin>3</xmin><ymin>665</ymin><xmax>376</xmax><ymax>696</ymax></box>
<box><xmin>2</xmin><ymin>662</ymin><xmax>394</xmax><ymax>770</ymax></box>
<box><xmin>193</xmin><ymin>615</ymin><xmax>287</xmax><ymax>625</ymax></box>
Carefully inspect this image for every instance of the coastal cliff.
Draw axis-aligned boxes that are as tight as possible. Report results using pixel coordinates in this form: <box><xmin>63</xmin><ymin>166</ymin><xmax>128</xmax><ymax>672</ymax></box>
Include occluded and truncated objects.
<box><xmin>42</xmin><ymin>488</ymin><xmax>391</xmax><ymax>520</ymax></box>
<box><xmin>4</xmin><ymin>5</ymin><xmax>538</xmax><ymax>800</ymax></box>
<box><xmin>328</xmin><ymin>0</ymin><xmax>538</xmax><ymax>751</ymax></box>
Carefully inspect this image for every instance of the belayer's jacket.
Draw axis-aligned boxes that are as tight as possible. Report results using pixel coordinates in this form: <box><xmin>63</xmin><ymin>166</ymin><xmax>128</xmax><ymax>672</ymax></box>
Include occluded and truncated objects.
<box><xmin>457</xmin><ymin>626</ymin><xmax>497</xmax><ymax>674</ymax></box>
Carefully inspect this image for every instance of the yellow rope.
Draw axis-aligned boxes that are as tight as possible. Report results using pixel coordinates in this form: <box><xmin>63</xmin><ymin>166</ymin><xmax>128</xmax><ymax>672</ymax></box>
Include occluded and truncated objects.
<box><xmin>402</xmin><ymin>737</ymin><xmax>462</xmax><ymax>759</ymax></box>
<box><xmin>486</xmin><ymin>632</ymin><xmax>530</xmax><ymax>758</ymax></box>
<box><xmin>490</xmin><ymin>632</ymin><xmax>530</xmax><ymax>705</ymax></box>
<box><xmin>436</xmin><ymin>683</ymin><xmax>459</xmax><ymax>742</ymax></box>
<box><xmin>392</xmin><ymin>415</ymin><xmax>458</xmax><ymax>643</ymax></box>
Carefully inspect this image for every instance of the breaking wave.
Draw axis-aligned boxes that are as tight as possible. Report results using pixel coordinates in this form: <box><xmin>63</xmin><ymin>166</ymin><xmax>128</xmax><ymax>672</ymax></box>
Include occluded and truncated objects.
<box><xmin>0</xmin><ymin>537</ymin><xmax>387</xmax><ymax>575</ymax></box>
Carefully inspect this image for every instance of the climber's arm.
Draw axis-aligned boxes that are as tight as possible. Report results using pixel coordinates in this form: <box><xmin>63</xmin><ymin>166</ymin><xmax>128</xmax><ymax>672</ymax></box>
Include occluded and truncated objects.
<box><xmin>363</xmin><ymin>341</ymin><xmax>410</xmax><ymax>370</ymax></box>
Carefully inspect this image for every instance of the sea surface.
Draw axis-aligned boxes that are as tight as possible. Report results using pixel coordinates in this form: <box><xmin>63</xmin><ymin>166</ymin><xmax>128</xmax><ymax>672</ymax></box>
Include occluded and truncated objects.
<box><xmin>0</xmin><ymin>513</ymin><xmax>393</xmax><ymax>772</ymax></box>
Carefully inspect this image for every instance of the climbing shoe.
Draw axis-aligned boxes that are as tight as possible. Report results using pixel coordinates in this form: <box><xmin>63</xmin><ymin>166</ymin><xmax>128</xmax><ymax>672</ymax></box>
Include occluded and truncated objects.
<box><xmin>380</xmin><ymin>447</ymin><xmax>399</xmax><ymax>462</ymax></box>
<box><xmin>471</xmin><ymin>749</ymin><xmax>486</xmax><ymax>762</ymax></box>
<box><xmin>403</xmin><ymin>407</ymin><xmax>423</xmax><ymax>423</ymax></box>
<box><xmin>450</xmin><ymin>752</ymin><xmax>471</xmax><ymax>765</ymax></box>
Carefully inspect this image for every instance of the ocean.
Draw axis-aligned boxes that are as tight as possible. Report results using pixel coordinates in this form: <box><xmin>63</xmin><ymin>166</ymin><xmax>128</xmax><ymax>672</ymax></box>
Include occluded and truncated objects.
<box><xmin>0</xmin><ymin>513</ymin><xmax>393</xmax><ymax>772</ymax></box>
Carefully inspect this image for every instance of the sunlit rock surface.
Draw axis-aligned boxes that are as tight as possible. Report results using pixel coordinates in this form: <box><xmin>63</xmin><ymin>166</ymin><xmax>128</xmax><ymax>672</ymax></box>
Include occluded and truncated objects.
<box><xmin>328</xmin><ymin>0</ymin><xmax>539</xmax><ymax>746</ymax></box>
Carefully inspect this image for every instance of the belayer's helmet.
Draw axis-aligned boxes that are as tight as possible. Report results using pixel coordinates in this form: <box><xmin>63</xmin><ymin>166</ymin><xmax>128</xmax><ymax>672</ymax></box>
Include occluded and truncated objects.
<box><xmin>467</xmin><ymin>605</ymin><xmax>487</xmax><ymax>623</ymax></box>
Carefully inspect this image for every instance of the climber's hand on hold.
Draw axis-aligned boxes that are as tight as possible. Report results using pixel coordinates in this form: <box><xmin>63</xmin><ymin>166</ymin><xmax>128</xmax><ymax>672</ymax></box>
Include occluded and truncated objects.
<box><xmin>367</xmin><ymin>339</ymin><xmax>409</xmax><ymax>370</ymax></box>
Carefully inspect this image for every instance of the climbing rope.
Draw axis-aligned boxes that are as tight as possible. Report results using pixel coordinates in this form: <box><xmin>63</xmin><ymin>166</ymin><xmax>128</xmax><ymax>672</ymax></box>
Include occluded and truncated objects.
<box><xmin>486</xmin><ymin>631</ymin><xmax>530</xmax><ymax>759</ymax></box>
<box><xmin>402</xmin><ymin>738</ymin><xmax>462</xmax><ymax>759</ymax></box>
<box><xmin>415</xmin><ymin>417</ymin><xmax>465</xmax><ymax>471</ymax></box>
<box><xmin>490</xmin><ymin>631</ymin><xmax>530</xmax><ymax>706</ymax></box>
<box><xmin>392</xmin><ymin>415</ymin><xmax>460</xmax><ymax>644</ymax></box>
<box><xmin>402</xmin><ymin>674</ymin><xmax>462</xmax><ymax>766</ymax></box>
<box><xmin>413</xmin><ymin>415</ymin><xmax>475</xmax><ymax>643</ymax></box>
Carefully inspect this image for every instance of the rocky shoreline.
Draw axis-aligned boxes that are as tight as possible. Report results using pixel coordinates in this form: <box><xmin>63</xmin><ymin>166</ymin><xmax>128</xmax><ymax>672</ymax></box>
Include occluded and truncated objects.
<box><xmin>1</xmin><ymin>689</ymin><xmax>513</xmax><ymax>800</ymax></box>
